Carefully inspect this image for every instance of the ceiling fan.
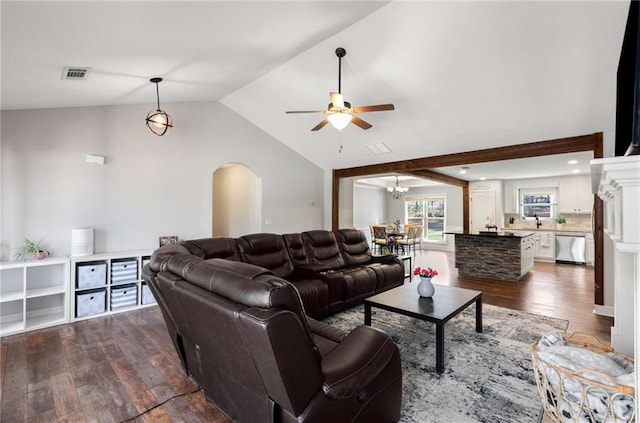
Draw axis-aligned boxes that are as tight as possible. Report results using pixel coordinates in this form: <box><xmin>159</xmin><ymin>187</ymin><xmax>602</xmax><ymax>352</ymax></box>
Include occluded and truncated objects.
<box><xmin>286</xmin><ymin>47</ymin><xmax>395</xmax><ymax>131</ymax></box>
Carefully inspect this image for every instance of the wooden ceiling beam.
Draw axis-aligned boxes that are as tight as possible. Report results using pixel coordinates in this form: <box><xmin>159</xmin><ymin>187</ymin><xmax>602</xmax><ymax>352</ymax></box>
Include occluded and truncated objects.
<box><xmin>334</xmin><ymin>133</ymin><xmax>601</xmax><ymax>178</ymax></box>
<box><xmin>403</xmin><ymin>169</ymin><xmax>469</xmax><ymax>188</ymax></box>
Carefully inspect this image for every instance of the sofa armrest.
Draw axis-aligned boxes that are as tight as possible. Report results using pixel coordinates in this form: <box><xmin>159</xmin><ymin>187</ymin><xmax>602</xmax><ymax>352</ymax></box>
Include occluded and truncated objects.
<box><xmin>370</xmin><ymin>254</ymin><xmax>397</xmax><ymax>264</ymax></box>
<box><xmin>295</xmin><ymin>263</ymin><xmax>333</xmax><ymax>274</ymax></box>
<box><xmin>321</xmin><ymin>325</ymin><xmax>397</xmax><ymax>399</ymax></box>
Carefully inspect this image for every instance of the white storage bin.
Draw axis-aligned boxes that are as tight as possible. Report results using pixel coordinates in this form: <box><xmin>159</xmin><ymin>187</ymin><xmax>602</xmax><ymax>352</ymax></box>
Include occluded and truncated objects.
<box><xmin>110</xmin><ymin>283</ymin><xmax>137</xmax><ymax>311</ymax></box>
<box><xmin>76</xmin><ymin>288</ymin><xmax>106</xmax><ymax>318</ymax></box>
<box><xmin>76</xmin><ymin>261</ymin><xmax>107</xmax><ymax>289</ymax></box>
<box><xmin>111</xmin><ymin>259</ymin><xmax>138</xmax><ymax>284</ymax></box>
<box><xmin>141</xmin><ymin>282</ymin><xmax>156</xmax><ymax>305</ymax></box>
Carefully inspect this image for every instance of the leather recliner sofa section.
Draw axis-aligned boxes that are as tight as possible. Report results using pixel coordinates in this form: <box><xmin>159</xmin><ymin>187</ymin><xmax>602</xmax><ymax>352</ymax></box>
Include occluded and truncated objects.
<box><xmin>145</xmin><ymin>256</ymin><xmax>402</xmax><ymax>423</ymax></box>
<box><xmin>146</xmin><ymin>228</ymin><xmax>404</xmax><ymax>319</ymax></box>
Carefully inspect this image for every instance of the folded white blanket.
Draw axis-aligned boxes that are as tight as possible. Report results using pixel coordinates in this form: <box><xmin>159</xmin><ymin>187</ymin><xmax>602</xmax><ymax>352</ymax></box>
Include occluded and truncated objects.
<box><xmin>536</xmin><ymin>330</ymin><xmax>635</xmax><ymax>423</ymax></box>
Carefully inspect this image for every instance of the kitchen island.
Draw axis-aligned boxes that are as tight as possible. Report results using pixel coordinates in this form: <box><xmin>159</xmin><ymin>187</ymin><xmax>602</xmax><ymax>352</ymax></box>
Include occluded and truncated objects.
<box><xmin>447</xmin><ymin>231</ymin><xmax>535</xmax><ymax>282</ymax></box>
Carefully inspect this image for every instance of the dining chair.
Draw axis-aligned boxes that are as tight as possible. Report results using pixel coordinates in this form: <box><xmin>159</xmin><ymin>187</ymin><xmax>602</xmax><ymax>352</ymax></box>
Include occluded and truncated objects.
<box><xmin>397</xmin><ymin>225</ymin><xmax>415</xmax><ymax>255</ymax></box>
<box><xmin>371</xmin><ymin>225</ymin><xmax>389</xmax><ymax>254</ymax></box>
<box><xmin>412</xmin><ymin>225</ymin><xmax>423</xmax><ymax>253</ymax></box>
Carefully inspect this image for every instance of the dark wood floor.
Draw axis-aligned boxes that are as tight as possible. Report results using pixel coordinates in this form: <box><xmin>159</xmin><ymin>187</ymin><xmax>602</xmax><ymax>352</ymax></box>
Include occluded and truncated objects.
<box><xmin>1</xmin><ymin>251</ymin><xmax>613</xmax><ymax>422</ymax></box>
<box><xmin>413</xmin><ymin>250</ymin><xmax>613</xmax><ymax>341</ymax></box>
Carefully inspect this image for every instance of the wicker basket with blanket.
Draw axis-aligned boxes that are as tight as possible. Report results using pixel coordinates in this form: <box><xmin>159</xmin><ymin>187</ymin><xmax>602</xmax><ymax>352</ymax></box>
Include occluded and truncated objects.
<box><xmin>531</xmin><ymin>331</ymin><xmax>635</xmax><ymax>423</ymax></box>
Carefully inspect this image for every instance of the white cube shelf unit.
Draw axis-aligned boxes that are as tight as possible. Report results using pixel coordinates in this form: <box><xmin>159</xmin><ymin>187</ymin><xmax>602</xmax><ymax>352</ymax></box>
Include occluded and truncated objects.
<box><xmin>0</xmin><ymin>256</ymin><xmax>70</xmax><ymax>337</ymax></box>
<box><xmin>71</xmin><ymin>250</ymin><xmax>154</xmax><ymax>322</ymax></box>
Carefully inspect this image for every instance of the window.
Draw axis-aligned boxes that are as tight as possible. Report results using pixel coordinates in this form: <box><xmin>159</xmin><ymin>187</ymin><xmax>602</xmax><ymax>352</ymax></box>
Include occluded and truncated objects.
<box><xmin>519</xmin><ymin>188</ymin><xmax>557</xmax><ymax>218</ymax></box>
<box><xmin>405</xmin><ymin>196</ymin><xmax>446</xmax><ymax>242</ymax></box>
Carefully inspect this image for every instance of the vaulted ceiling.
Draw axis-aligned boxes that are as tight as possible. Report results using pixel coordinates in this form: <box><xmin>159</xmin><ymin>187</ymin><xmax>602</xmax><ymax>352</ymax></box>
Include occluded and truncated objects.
<box><xmin>1</xmin><ymin>1</ymin><xmax>629</xmax><ymax>173</ymax></box>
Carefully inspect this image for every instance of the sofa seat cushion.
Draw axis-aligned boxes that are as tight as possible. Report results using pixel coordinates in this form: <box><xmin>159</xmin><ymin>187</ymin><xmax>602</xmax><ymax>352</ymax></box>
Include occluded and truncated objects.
<box><xmin>340</xmin><ymin>266</ymin><xmax>378</xmax><ymax>307</ymax></box>
<box><xmin>366</xmin><ymin>262</ymin><xmax>404</xmax><ymax>292</ymax></box>
<box><xmin>307</xmin><ymin>317</ymin><xmax>347</xmax><ymax>356</ymax></box>
<box><xmin>288</xmin><ymin>277</ymin><xmax>329</xmax><ymax>319</ymax></box>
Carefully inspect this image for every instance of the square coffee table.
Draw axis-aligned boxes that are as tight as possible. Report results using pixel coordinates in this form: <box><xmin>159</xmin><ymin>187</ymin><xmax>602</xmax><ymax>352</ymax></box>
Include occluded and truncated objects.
<box><xmin>364</xmin><ymin>283</ymin><xmax>482</xmax><ymax>373</ymax></box>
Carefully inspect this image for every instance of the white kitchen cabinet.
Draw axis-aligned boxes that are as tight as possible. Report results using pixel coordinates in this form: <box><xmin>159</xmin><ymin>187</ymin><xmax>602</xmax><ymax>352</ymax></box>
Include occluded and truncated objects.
<box><xmin>533</xmin><ymin>231</ymin><xmax>555</xmax><ymax>261</ymax></box>
<box><xmin>71</xmin><ymin>250</ymin><xmax>153</xmax><ymax>321</ymax></box>
<box><xmin>521</xmin><ymin>235</ymin><xmax>535</xmax><ymax>275</ymax></box>
<box><xmin>469</xmin><ymin>180</ymin><xmax>502</xmax><ymax>232</ymax></box>
<box><xmin>558</xmin><ymin>176</ymin><xmax>593</xmax><ymax>214</ymax></box>
<box><xmin>585</xmin><ymin>233</ymin><xmax>594</xmax><ymax>266</ymax></box>
<box><xmin>503</xmin><ymin>180</ymin><xmax>518</xmax><ymax>214</ymax></box>
<box><xmin>0</xmin><ymin>257</ymin><xmax>70</xmax><ymax>337</ymax></box>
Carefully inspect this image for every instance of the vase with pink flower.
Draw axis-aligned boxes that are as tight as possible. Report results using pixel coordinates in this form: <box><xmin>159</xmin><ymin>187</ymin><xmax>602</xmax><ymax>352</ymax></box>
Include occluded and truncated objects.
<box><xmin>413</xmin><ymin>266</ymin><xmax>438</xmax><ymax>297</ymax></box>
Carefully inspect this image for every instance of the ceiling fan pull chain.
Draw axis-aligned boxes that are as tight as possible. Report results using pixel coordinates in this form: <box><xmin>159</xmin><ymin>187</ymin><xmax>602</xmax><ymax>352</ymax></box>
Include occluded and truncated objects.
<box><xmin>338</xmin><ymin>132</ymin><xmax>343</xmax><ymax>154</ymax></box>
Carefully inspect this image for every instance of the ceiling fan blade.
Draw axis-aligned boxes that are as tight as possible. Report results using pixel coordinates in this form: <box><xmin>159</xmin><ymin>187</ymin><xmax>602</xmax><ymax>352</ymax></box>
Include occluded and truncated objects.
<box><xmin>351</xmin><ymin>116</ymin><xmax>372</xmax><ymax>130</ymax></box>
<box><xmin>330</xmin><ymin>92</ymin><xmax>344</xmax><ymax>108</ymax></box>
<box><xmin>286</xmin><ymin>110</ymin><xmax>327</xmax><ymax>114</ymax></box>
<box><xmin>352</xmin><ymin>104</ymin><xmax>395</xmax><ymax>113</ymax></box>
<box><xmin>311</xmin><ymin>118</ymin><xmax>330</xmax><ymax>131</ymax></box>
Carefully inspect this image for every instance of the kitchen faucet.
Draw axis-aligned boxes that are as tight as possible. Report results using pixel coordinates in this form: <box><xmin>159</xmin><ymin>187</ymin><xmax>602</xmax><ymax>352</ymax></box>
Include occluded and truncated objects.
<box><xmin>534</xmin><ymin>214</ymin><xmax>542</xmax><ymax>229</ymax></box>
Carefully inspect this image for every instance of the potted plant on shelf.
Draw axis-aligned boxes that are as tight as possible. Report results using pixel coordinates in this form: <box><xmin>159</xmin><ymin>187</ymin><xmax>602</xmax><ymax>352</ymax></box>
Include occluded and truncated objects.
<box><xmin>554</xmin><ymin>216</ymin><xmax>567</xmax><ymax>229</ymax></box>
<box><xmin>14</xmin><ymin>238</ymin><xmax>49</xmax><ymax>261</ymax></box>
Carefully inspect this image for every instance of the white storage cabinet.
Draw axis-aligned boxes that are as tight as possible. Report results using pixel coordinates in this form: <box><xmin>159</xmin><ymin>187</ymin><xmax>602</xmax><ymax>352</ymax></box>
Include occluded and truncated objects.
<box><xmin>71</xmin><ymin>250</ymin><xmax>153</xmax><ymax>321</ymax></box>
<box><xmin>0</xmin><ymin>257</ymin><xmax>70</xmax><ymax>337</ymax></box>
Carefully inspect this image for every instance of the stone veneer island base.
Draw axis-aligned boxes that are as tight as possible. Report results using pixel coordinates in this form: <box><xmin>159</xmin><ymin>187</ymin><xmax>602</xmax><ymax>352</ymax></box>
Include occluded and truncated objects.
<box><xmin>448</xmin><ymin>231</ymin><xmax>535</xmax><ymax>282</ymax></box>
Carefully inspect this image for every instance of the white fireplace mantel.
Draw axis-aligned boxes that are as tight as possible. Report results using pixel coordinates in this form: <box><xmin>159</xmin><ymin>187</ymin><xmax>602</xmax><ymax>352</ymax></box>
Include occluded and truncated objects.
<box><xmin>591</xmin><ymin>155</ymin><xmax>640</xmax><ymax>400</ymax></box>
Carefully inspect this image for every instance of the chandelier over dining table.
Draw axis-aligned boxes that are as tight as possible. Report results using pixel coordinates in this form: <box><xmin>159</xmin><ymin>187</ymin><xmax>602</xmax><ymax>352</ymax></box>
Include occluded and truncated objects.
<box><xmin>388</xmin><ymin>176</ymin><xmax>409</xmax><ymax>199</ymax></box>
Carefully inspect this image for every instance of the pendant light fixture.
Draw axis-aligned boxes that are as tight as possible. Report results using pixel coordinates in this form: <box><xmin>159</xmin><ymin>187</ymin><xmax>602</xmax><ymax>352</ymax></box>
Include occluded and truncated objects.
<box><xmin>145</xmin><ymin>77</ymin><xmax>173</xmax><ymax>136</ymax></box>
<box><xmin>387</xmin><ymin>176</ymin><xmax>409</xmax><ymax>200</ymax></box>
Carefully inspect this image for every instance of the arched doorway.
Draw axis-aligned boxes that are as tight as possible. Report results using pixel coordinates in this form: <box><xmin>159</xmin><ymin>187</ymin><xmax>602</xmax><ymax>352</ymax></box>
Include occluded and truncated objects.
<box><xmin>212</xmin><ymin>163</ymin><xmax>261</xmax><ymax>237</ymax></box>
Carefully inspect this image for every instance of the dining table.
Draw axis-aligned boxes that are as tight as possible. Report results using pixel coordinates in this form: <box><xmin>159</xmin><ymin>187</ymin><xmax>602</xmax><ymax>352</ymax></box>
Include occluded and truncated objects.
<box><xmin>385</xmin><ymin>230</ymin><xmax>405</xmax><ymax>254</ymax></box>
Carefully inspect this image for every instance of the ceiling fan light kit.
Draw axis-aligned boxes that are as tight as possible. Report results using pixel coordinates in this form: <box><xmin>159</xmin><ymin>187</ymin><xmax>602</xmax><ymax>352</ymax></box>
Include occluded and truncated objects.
<box><xmin>145</xmin><ymin>77</ymin><xmax>173</xmax><ymax>136</ymax></box>
<box><xmin>286</xmin><ymin>47</ymin><xmax>394</xmax><ymax>132</ymax></box>
<box><xmin>327</xmin><ymin>112</ymin><xmax>352</xmax><ymax>131</ymax></box>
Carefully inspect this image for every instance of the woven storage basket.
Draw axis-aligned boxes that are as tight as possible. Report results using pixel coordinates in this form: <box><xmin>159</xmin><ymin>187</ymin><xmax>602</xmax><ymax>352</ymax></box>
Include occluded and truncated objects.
<box><xmin>531</xmin><ymin>332</ymin><xmax>636</xmax><ymax>423</ymax></box>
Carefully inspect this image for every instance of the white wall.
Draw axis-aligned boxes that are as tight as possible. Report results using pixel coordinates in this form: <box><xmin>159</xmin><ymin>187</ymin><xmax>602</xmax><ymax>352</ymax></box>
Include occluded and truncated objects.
<box><xmin>1</xmin><ymin>101</ymin><xmax>324</xmax><ymax>260</ymax></box>
<box><xmin>353</xmin><ymin>184</ymin><xmax>387</xmax><ymax>228</ymax></box>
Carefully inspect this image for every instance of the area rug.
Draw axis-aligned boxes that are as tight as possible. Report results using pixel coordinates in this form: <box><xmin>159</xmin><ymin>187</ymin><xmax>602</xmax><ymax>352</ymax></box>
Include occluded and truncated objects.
<box><xmin>322</xmin><ymin>302</ymin><xmax>568</xmax><ymax>423</ymax></box>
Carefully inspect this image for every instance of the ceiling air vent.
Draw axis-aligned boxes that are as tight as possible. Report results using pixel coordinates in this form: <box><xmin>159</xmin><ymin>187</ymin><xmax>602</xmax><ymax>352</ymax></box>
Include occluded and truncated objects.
<box><xmin>366</xmin><ymin>142</ymin><xmax>392</xmax><ymax>155</ymax></box>
<box><xmin>61</xmin><ymin>67</ymin><xmax>91</xmax><ymax>80</ymax></box>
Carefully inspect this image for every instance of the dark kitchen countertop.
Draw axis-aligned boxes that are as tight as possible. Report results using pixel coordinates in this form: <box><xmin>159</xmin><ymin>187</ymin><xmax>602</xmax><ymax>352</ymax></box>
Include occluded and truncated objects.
<box><xmin>445</xmin><ymin>231</ymin><xmax>535</xmax><ymax>238</ymax></box>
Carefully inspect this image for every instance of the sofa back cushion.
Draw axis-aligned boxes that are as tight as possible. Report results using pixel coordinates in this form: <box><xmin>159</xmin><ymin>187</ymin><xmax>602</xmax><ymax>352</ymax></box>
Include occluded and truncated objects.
<box><xmin>236</xmin><ymin>233</ymin><xmax>295</xmax><ymax>278</ymax></box>
<box><xmin>301</xmin><ymin>230</ymin><xmax>346</xmax><ymax>270</ymax></box>
<box><xmin>181</xmin><ymin>237</ymin><xmax>241</xmax><ymax>261</ymax></box>
<box><xmin>336</xmin><ymin>229</ymin><xmax>373</xmax><ymax>267</ymax></box>
<box><xmin>283</xmin><ymin>233</ymin><xmax>310</xmax><ymax>267</ymax></box>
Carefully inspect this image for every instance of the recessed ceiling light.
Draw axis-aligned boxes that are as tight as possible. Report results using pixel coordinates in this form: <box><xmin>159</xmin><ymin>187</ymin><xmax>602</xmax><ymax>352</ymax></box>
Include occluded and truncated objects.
<box><xmin>480</xmin><ymin>177</ymin><xmax>486</xmax><ymax>181</ymax></box>
<box><xmin>568</xmin><ymin>160</ymin><xmax>578</xmax><ymax>165</ymax></box>
<box><xmin>459</xmin><ymin>166</ymin><xmax>469</xmax><ymax>175</ymax></box>
<box><xmin>572</xmin><ymin>169</ymin><xmax>580</xmax><ymax>173</ymax></box>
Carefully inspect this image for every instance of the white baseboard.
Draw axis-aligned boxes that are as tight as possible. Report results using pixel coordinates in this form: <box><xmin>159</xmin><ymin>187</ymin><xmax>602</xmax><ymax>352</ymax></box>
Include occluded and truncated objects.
<box><xmin>593</xmin><ymin>305</ymin><xmax>614</xmax><ymax>317</ymax></box>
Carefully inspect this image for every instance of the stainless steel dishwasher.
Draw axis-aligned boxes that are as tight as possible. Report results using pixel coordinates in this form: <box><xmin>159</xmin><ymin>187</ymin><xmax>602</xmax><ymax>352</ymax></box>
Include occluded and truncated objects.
<box><xmin>555</xmin><ymin>233</ymin><xmax>586</xmax><ymax>264</ymax></box>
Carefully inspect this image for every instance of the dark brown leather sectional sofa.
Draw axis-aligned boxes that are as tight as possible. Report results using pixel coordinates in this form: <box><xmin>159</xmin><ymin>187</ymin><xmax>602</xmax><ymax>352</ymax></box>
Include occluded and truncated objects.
<box><xmin>142</xmin><ymin>228</ymin><xmax>404</xmax><ymax>422</ymax></box>
<box><xmin>147</xmin><ymin>228</ymin><xmax>404</xmax><ymax>319</ymax></box>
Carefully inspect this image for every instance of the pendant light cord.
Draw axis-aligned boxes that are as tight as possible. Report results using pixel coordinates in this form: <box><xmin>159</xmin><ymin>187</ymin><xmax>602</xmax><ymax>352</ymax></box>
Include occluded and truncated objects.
<box><xmin>155</xmin><ymin>82</ymin><xmax>161</xmax><ymax>111</ymax></box>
